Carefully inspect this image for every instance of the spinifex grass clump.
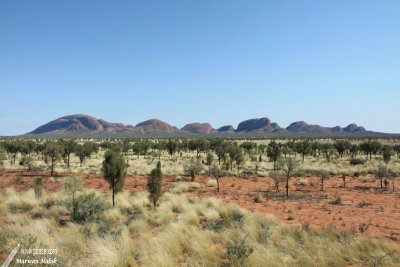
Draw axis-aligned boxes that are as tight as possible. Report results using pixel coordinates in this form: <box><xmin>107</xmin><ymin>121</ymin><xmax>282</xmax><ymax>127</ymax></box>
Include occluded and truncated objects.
<box><xmin>0</xmin><ymin>188</ymin><xmax>399</xmax><ymax>266</ymax></box>
<box><xmin>34</xmin><ymin>177</ymin><xmax>42</xmax><ymax>198</ymax></box>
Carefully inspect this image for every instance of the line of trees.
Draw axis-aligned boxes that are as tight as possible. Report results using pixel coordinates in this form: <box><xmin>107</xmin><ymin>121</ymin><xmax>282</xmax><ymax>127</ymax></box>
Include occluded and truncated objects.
<box><xmin>0</xmin><ymin>139</ymin><xmax>99</xmax><ymax>175</ymax></box>
<box><xmin>1</xmin><ymin>138</ymin><xmax>399</xmax><ymax>177</ymax></box>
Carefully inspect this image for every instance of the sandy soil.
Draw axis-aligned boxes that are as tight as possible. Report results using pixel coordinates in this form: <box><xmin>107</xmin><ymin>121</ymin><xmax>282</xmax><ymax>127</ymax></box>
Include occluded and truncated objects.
<box><xmin>1</xmin><ymin>169</ymin><xmax>400</xmax><ymax>245</ymax></box>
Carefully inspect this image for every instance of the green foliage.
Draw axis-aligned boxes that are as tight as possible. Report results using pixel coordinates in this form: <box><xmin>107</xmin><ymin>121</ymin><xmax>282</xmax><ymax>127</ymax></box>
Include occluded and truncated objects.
<box><xmin>0</xmin><ymin>147</ymin><xmax>5</xmax><ymax>169</ymax></box>
<box><xmin>350</xmin><ymin>158</ymin><xmax>365</xmax><ymax>165</ymax></box>
<box><xmin>211</xmin><ymin>139</ymin><xmax>230</xmax><ymax>165</ymax></box>
<box><xmin>359</xmin><ymin>140</ymin><xmax>382</xmax><ymax>160</ymax></box>
<box><xmin>188</xmin><ymin>139</ymin><xmax>209</xmax><ymax>158</ymax></box>
<box><xmin>278</xmin><ymin>157</ymin><xmax>300</xmax><ymax>197</ymax></box>
<box><xmin>223</xmin><ymin>237</ymin><xmax>254</xmax><ymax>266</ymax></box>
<box><xmin>3</xmin><ymin>140</ymin><xmax>22</xmax><ymax>164</ymax></box>
<box><xmin>58</xmin><ymin>139</ymin><xmax>78</xmax><ymax>168</ymax></box>
<box><xmin>382</xmin><ymin>145</ymin><xmax>393</xmax><ymax>164</ymax></box>
<box><xmin>206</xmin><ymin>152</ymin><xmax>214</xmax><ymax>174</ymax></box>
<box><xmin>165</xmin><ymin>140</ymin><xmax>178</xmax><ymax>157</ymax></box>
<box><xmin>267</xmin><ymin>141</ymin><xmax>282</xmax><ymax>170</ymax></box>
<box><xmin>333</xmin><ymin>140</ymin><xmax>351</xmax><ymax>157</ymax></box>
<box><xmin>318</xmin><ymin>170</ymin><xmax>330</xmax><ymax>191</ymax></box>
<box><xmin>148</xmin><ymin>161</ymin><xmax>163</xmax><ymax>209</ymax></box>
<box><xmin>102</xmin><ymin>149</ymin><xmax>127</xmax><ymax>207</ymax></box>
<box><xmin>183</xmin><ymin>159</ymin><xmax>203</xmax><ymax>181</ymax></box>
<box><xmin>19</xmin><ymin>156</ymin><xmax>34</xmax><ymax>171</ymax></box>
<box><xmin>295</xmin><ymin>140</ymin><xmax>312</xmax><ymax>163</ymax></box>
<box><xmin>375</xmin><ymin>164</ymin><xmax>389</xmax><ymax>189</ymax></box>
<box><xmin>240</xmin><ymin>142</ymin><xmax>256</xmax><ymax>155</ymax></box>
<box><xmin>210</xmin><ymin>164</ymin><xmax>227</xmax><ymax>192</ymax></box>
<box><xmin>61</xmin><ymin>176</ymin><xmax>84</xmax><ymax>218</ymax></box>
<box><xmin>43</xmin><ymin>141</ymin><xmax>64</xmax><ymax>176</ymax></box>
<box><xmin>227</xmin><ymin>143</ymin><xmax>244</xmax><ymax>172</ymax></box>
<box><xmin>75</xmin><ymin>142</ymin><xmax>98</xmax><ymax>166</ymax></box>
<box><xmin>34</xmin><ymin>177</ymin><xmax>43</xmax><ymax>198</ymax></box>
<box><xmin>73</xmin><ymin>192</ymin><xmax>110</xmax><ymax>223</ymax></box>
<box><xmin>394</xmin><ymin>144</ymin><xmax>400</xmax><ymax>159</ymax></box>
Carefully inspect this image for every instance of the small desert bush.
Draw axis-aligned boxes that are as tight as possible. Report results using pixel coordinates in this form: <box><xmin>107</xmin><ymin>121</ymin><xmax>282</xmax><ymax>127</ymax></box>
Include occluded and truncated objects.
<box><xmin>350</xmin><ymin>158</ymin><xmax>366</xmax><ymax>165</ymax></box>
<box><xmin>299</xmin><ymin>178</ymin><xmax>309</xmax><ymax>186</ymax></box>
<box><xmin>169</xmin><ymin>181</ymin><xmax>203</xmax><ymax>194</ymax></box>
<box><xmin>254</xmin><ymin>194</ymin><xmax>264</xmax><ymax>203</ymax></box>
<box><xmin>0</xmin><ymin>188</ymin><xmax>399</xmax><ymax>266</ymax></box>
<box><xmin>208</xmin><ymin>179</ymin><xmax>217</xmax><ymax>187</ymax></box>
<box><xmin>73</xmin><ymin>192</ymin><xmax>110</xmax><ymax>223</ymax></box>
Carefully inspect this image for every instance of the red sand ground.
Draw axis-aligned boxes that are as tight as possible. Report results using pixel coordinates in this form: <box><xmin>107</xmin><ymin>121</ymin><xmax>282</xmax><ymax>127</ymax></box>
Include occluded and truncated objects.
<box><xmin>1</xmin><ymin>169</ymin><xmax>400</xmax><ymax>245</ymax></box>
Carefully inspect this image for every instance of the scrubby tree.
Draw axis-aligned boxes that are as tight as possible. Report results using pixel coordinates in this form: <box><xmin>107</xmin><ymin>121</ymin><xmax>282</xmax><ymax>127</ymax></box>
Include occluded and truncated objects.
<box><xmin>189</xmin><ymin>139</ymin><xmax>209</xmax><ymax>158</ymax></box>
<box><xmin>165</xmin><ymin>140</ymin><xmax>178</xmax><ymax>157</ymax></box>
<box><xmin>311</xmin><ymin>141</ymin><xmax>321</xmax><ymax>157</ymax></box>
<box><xmin>342</xmin><ymin>173</ymin><xmax>347</xmax><ymax>188</ymax></box>
<box><xmin>382</xmin><ymin>145</ymin><xmax>393</xmax><ymax>164</ymax></box>
<box><xmin>153</xmin><ymin>141</ymin><xmax>166</xmax><ymax>159</ymax></box>
<box><xmin>23</xmin><ymin>140</ymin><xmax>37</xmax><ymax>157</ymax></box>
<box><xmin>334</xmin><ymin>140</ymin><xmax>351</xmax><ymax>158</ymax></box>
<box><xmin>43</xmin><ymin>141</ymin><xmax>63</xmax><ymax>176</ymax></box>
<box><xmin>235</xmin><ymin>153</ymin><xmax>245</xmax><ymax>175</ymax></box>
<box><xmin>206</xmin><ymin>153</ymin><xmax>214</xmax><ymax>175</ymax></box>
<box><xmin>281</xmin><ymin>144</ymin><xmax>292</xmax><ymax>158</ymax></box>
<box><xmin>349</xmin><ymin>144</ymin><xmax>359</xmax><ymax>158</ymax></box>
<box><xmin>227</xmin><ymin>144</ymin><xmax>243</xmax><ymax>171</ymax></box>
<box><xmin>148</xmin><ymin>161</ymin><xmax>163</xmax><ymax>209</ymax></box>
<box><xmin>210</xmin><ymin>164</ymin><xmax>226</xmax><ymax>193</ymax></box>
<box><xmin>139</xmin><ymin>140</ymin><xmax>152</xmax><ymax>158</ymax></box>
<box><xmin>360</xmin><ymin>140</ymin><xmax>382</xmax><ymax>160</ymax></box>
<box><xmin>75</xmin><ymin>142</ymin><xmax>97</xmax><ymax>166</ymax></box>
<box><xmin>278</xmin><ymin>157</ymin><xmax>299</xmax><ymax>197</ymax></box>
<box><xmin>0</xmin><ymin>146</ymin><xmax>6</xmax><ymax>169</ymax></box>
<box><xmin>267</xmin><ymin>141</ymin><xmax>282</xmax><ymax>170</ymax></box>
<box><xmin>212</xmin><ymin>139</ymin><xmax>229</xmax><ymax>164</ymax></box>
<box><xmin>59</xmin><ymin>139</ymin><xmax>77</xmax><ymax>168</ymax></box>
<box><xmin>240</xmin><ymin>142</ymin><xmax>256</xmax><ymax>156</ymax></box>
<box><xmin>394</xmin><ymin>145</ymin><xmax>400</xmax><ymax>159</ymax></box>
<box><xmin>132</xmin><ymin>142</ymin><xmax>142</xmax><ymax>158</ymax></box>
<box><xmin>184</xmin><ymin>159</ymin><xmax>203</xmax><ymax>181</ymax></box>
<box><xmin>269</xmin><ymin>171</ymin><xmax>284</xmax><ymax>192</ymax></box>
<box><xmin>61</xmin><ymin>176</ymin><xmax>83</xmax><ymax>219</ymax></box>
<box><xmin>258</xmin><ymin>144</ymin><xmax>267</xmax><ymax>154</ymax></box>
<box><xmin>375</xmin><ymin>164</ymin><xmax>388</xmax><ymax>189</ymax></box>
<box><xmin>121</xmin><ymin>139</ymin><xmax>131</xmax><ymax>156</ymax></box>
<box><xmin>320</xmin><ymin>143</ymin><xmax>335</xmax><ymax>162</ymax></box>
<box><xmin>4</xmin><ymin>141</ymin><xmax>21</xmax><ymax>164</ymax></box>
<box><xmin>102</xmin><ymin>149</ymin><xmax>127</xmax><ymax>207</ymax></box>
<box><xmin>19</xmin><ymin>156</ymin><xmax>34</xmax><ymax>171</ymax></box>
<box><xmin>295</xmin><ymin>140</ymin><xmax>312</xmax><ymax>163</ymax></box>
<box><xmin>318</xmin><ymin>170</ymin><xmax>330</xmax><ymax>191</ymax></box>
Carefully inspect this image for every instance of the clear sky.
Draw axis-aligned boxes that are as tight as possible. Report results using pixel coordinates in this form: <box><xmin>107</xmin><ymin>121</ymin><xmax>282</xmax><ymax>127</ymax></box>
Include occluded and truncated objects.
<box><xmin>1</xmin><ymin>0</ymin><xmax>399</xmax><ymax>135</ymax></box>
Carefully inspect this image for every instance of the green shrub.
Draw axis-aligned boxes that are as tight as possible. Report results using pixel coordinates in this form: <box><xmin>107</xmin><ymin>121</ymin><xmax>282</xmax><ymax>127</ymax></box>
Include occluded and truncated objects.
<box><xmin>254</xmin><ymin>194</ymin><xmax>264</xmax><ymax>203</ymax></box>
<box><xmin>223</xmin><ymin>237</ymin><xmax>254</xmax><ymax>266</ymax></box>
<box><xmin>34</xmin><ymin>177</ymin><xmax>43</xmax><ymax>198</ymax></box>
<box><xmin>73</xmin><ymin>192</ymin><xmax>110</xmax><ymax>223</ymax></box>
<box><xmin>350</xmin><ymin>158</ymin><xmax>365</xmax><ymax>165</ymax></box>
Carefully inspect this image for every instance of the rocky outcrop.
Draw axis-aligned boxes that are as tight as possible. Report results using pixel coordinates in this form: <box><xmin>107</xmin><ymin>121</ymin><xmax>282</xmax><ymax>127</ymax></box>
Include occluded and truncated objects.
<box><xmin>135</xmin><ymin>119</ymin><xmax>179</xmax><ymax>133</ymax></box>
<box><xmin>181</xmin><ymin>123</ymin><xmax>215</xmax><ymax>134</ymax></box>
<box><xmin>217</xmin><ymin>125</ymin><xmax>235</xmax><ymax>133</ymax></box>
<box><xmin>26</xmin><ymin>114</ymin><xmax>379</xmax><ymax>136</ymax></box>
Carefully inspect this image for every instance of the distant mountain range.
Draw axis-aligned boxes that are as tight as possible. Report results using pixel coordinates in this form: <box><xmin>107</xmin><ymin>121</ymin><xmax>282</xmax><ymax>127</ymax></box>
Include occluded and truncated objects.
<box><xmin>20</xmin><ymin>114</ymin><xmax>395</xmax><ymax>137</ymax></box>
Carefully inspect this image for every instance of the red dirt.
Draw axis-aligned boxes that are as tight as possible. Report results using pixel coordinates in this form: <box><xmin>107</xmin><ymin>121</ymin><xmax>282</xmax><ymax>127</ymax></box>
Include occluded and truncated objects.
<box><xmin>1</xmin><ymin>169</ymin><xmax>400</xmax><ymax>245</ymax></box>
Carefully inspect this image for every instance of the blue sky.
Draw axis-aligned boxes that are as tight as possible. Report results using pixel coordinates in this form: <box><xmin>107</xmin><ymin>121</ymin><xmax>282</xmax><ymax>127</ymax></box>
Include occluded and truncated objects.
<box><xmin>1</xmin><ymin>0</ymin><xmax>399</xmax><ymax>135</ymax></box>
